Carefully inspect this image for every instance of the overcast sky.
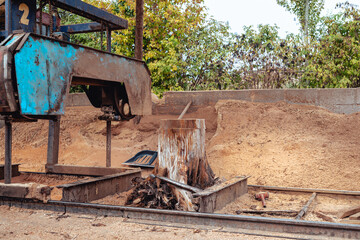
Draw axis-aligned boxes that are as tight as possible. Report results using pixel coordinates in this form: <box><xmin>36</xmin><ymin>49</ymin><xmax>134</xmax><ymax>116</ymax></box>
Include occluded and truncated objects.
<box><xmin>204</xmin><ymin>0</ymin><xmax>359</xmax><ymax>37</ymax></box>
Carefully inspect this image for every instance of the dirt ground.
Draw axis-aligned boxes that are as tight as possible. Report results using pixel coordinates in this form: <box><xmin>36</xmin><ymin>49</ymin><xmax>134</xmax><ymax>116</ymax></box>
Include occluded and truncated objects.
<box><xmin>217</xmin><ymin>189</ymin><xmax>360</xmax><ymax>223</ymax></box>
<box><xmin>0</xmin><ymin>206</ymin><xmax>282</xmax><ymax>240</ymax></box>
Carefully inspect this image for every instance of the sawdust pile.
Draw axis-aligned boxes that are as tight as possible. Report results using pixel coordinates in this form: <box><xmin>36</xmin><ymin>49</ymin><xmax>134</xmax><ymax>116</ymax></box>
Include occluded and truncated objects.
<box><xmin>1</xmin><ymin>100</ymin><xmax>360</xmax><ymax>191</ymax></box>
<box><xmin>207</xmin><ymin>100</ymin><xmax>360</xmax><ymax>191</ymax></box>
<box><xmin>0</xmin><ymin>105</ymin><xmax>217</xmax><ymax>172</ymax></box>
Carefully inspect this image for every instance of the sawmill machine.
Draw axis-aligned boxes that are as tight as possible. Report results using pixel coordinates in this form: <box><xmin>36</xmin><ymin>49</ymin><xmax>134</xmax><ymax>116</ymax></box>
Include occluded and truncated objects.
<box><xmin>0</xmin><ymin>0</ymin><xmax>152</xmax><ymax>182</ymax></box>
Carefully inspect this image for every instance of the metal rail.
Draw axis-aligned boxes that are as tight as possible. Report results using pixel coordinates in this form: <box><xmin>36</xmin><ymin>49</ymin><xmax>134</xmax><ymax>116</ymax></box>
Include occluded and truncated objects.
<box><xmin>0</xmin><ymin>197</ymin><xmax>359</xmax><ymax>239</ymax></box>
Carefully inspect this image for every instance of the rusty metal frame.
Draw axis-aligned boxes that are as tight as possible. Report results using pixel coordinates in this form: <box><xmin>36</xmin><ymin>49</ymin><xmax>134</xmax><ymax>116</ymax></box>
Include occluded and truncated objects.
<box><xmin>194</xmin><ymin>176</ymin><xmax>249</xmax><ymax>213</ymax></box>
<box><xmin>0</xmin><ymin>163</ymin><xmax>20</xmax><ymax>180</ymax></box>
<box><xmin>48</xmin><ymin>164</ymin><xmax>137</xmax><ymax>176</ymax></box>
<box><xmin>57</xmin><ymin>169</ymin><xmax>141</xmax><ymax>202</ymax></box>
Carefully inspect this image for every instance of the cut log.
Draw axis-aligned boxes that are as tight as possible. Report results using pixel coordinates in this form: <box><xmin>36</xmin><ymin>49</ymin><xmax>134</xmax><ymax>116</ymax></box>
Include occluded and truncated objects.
<box><xmin>155</xmin><ymin>119</ymin><xmax>215</xmax><ymax>211</ymax></box>
<box><xmin>338</xmin><ymin>206</ymin><xmax>360</xmax><ymax>219</ymax></box>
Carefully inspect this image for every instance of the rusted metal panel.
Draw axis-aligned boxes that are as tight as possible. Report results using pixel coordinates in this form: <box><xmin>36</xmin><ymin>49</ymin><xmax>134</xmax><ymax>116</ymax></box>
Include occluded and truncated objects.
<box><xmin>49</xmin><ymin>164</ymin><xmax>137</xmax><ymax>176</ymax></box>
<box><xmin>57</xmin><ymin>169</ymin><xmax>141</xmax><ymax>202</ymax></box>
<box><xmin>194</xmin><ymin>176</ymin><xmax>249</xmax><ymax>213</ymax></box>
<box><xmin>1</xmin><ymin>33</ymin><xmax>151</xmax><ymax>116</ymax></box>
<box><xmin>0</xmin><ymin>163</ymin><xmax>20</xmax><ymax>180</ymax></box>
<box><xmin>0</xmin><ymin>34</ymin><xmax>24</xmax><ymax>112</ymax></box>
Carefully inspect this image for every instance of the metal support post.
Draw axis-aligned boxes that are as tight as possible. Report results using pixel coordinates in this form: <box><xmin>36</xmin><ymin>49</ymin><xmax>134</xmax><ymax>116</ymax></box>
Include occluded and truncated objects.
<box><xmin>4</xmin><ymin>120</ymin><xmax>12</xmax><ymax>184</ymax></box>
<box><xmin>46</xmin><ymin>117</ymin><xmax>60</xmax><ymax>172</ymax></box>
<box><xmin>106</xmin><ymin>26</ymin><xmax>111</xmax><ymax>52</ymax></box>
<box><xmin>106</xmin><ymin>120</ymin><xmax>111</xmax><ymax>167</ymax></box>
<box><xmin>135</xmin><ymin>0</ymin><xmax>144</xmax><ymax>60</ymax></box>
<box><xmin>106</xmin><ymin>25</ymin><xmax>112</xmax><ymax>168</ymax></box>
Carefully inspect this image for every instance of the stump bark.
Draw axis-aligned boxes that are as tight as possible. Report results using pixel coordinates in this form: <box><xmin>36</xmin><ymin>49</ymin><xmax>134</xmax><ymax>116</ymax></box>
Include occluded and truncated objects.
<box><xmin>155</xmin><ymin>119</ymin><xmax>215</xmax><ymax>211</ymax></box>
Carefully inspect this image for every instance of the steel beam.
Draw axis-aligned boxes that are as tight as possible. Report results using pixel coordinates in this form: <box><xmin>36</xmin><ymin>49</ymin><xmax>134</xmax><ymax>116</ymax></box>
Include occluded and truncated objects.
<box><xmin>135</xmin><ymin>0</ymin><xmax>144</xmax><ymax>60</ymax></box>
<box><xmin>0</xmin><ymin>164</ymin><xmax>20</xmax><ymax>180</ymax></box>
<box><xmin>60</xmin><ymin>22</ymin><xmax>123</xmax><ymax>34</ymax></box>
<box><xmin>46</xmin><ymin>118</ymin><xmax>60</xmax><ymax>172</ymax></box>
<box><xmin>51</xmin><ymin>0</ymin><xmax>128</xmax><ymax>29</ymax></box>
<box><xmin>50</xmin><ymin>165</ymin><xmax>135</xmax><ymax>176</ymax></box>
<box><xmin>1</xmin><ymin>198</ymin><xmax>360</xmax><ymax>239</ymax></box>
<box><xmin>4</xmin><ymin>120</ymin><xmax>12</xmax><ymax>184</ymax></box>
<box><xmin>106</xmin><ymin>121</ymin><xmax>111</xmax><ymax>167</ymax></box>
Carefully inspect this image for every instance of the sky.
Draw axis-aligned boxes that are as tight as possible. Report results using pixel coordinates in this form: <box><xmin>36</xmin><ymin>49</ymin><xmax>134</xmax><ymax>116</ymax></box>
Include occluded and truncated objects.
<box><xmin>204</xmin><ymin>0</ymin><xmax>359</xmax><ymax>38</ymax></box>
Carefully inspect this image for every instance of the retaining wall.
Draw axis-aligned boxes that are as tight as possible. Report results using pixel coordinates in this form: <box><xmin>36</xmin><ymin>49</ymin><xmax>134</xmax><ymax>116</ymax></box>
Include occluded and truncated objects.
<box><xmin>163</xmin><ymin>89</ymin><xmax>360</xmax><ymax>115</ymax></box>
<box><xmin>0</xmin><ymin>88</ymin><xmax>359</xmax><ymax>129</ymax></box>
<box><xmin>63</xmin><ymin>88</ymin><xmax>360</xmax><ymax>115</ymax></box>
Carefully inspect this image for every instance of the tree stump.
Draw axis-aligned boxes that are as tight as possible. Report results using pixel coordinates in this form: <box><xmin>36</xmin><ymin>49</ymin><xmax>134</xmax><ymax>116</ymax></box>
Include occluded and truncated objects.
<box><xmin>155</xmin><ymin>119</ymin><xmax>215</xmax><ymax>211</ymax></box>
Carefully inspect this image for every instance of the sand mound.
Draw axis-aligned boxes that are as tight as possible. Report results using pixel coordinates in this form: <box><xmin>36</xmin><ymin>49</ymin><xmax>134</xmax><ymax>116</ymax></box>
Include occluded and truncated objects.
<box><xmin>207</xmin><ymin>100</ymin><xmax>360</xmax><ymax>190</ymax></box>
<box><xmin>0</xmin><ymin>105</ymin><xmax>217</xmax><ymax>172</ymax></box>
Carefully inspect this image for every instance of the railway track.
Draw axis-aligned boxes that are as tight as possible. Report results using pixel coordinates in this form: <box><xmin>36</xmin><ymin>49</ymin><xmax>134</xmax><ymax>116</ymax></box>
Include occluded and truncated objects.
<box><xmin>1</xmin><ymin>197</ymin><xmax>359</xmax><ymax>239</ymax></box>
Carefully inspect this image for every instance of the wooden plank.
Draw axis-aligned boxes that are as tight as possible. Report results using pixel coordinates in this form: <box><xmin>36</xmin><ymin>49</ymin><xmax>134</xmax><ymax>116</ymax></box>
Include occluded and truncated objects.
<box><xmin>350</xmin><ymin>212</ymin><xmax>360</xmax><ymax>220</ymax></box>
<box><xmin>178</xmin><ymin>101</ymin><xmax>192</xmax><ymax>120</ymax></box>
<box><xmin>339</xmin><ymin>206</ymin><xmax>360</xmax><ymax>219</ymax></box>
<box><xmin>0</xmin><ymin>183</ymin><xmax>52</xmax><ymax>202</ymax></box>
<box><xmin>51</xmin><ymin>164</ymin><xmax>137</xmax><ymax>176</ymax></box>
<box><xmin>249</xmin><ymin>185</ymin><xmax>360</xmax><ymax>196</ymax></box>
<box><xmin>315</xmin><ymin>212</ymin><xmax>335</xmax><ymax>222</ymax></box>
<box><xmin>295</xmin><ymin>192</ymin><xmax>317</xmax><ymax>220</ymax></box>
<box><xmin>340</xmin><ymin>219</ymin><xmax>360</xmax><ymax>225</ymax></box>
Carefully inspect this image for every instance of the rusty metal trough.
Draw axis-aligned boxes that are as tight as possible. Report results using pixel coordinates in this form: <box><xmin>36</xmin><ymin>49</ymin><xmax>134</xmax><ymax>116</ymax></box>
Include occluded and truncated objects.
<box><xmin>57</xmin><ymin>169</ymin><xmax>140</xmax><ymax>202</ymax></box>
<box><xmin>194</xmin><ymin>176</ymin><xmax>249</xmax><ymax>213</ymax></box>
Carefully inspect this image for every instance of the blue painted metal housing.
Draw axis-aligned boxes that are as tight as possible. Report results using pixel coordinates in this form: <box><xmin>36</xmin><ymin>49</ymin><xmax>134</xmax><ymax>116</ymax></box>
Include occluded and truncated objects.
<box><xmin>14</xmin><ymin>35</ymin><xmax>81</xmax><ymax>115</ymax></box>
<box><xmin>9</xmin><ymin>34</ymin><xmax>152</xmax><ymax>117</ymax></box>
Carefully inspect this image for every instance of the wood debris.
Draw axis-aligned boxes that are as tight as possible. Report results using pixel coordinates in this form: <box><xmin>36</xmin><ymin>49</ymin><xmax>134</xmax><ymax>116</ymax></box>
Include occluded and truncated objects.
<box><xmin>125</xmin><ymin>177</ymin><xmax>179</xmax><ymax>210</ymax></box>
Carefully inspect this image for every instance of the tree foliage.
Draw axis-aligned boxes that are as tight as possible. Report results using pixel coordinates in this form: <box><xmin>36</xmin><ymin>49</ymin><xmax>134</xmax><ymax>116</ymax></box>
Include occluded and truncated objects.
<box><xmin>276</xmin><ymin>0</ymin><xmax>324</xmax><ymax>40</ymax></box>
<box><xmin>61</xmin><ymin>0</ymin><xmax>360</xmax><ymax>93</ymax></box>
<box><xmin>301</xmin><ymin>3</ymin><xmax>360</xmax><ymax>88</ymax></box>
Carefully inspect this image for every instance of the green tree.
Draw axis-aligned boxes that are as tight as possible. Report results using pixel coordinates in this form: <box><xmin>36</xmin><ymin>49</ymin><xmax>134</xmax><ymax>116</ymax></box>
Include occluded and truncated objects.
<box><xmin>173</xmin><ymin>18</ymin><xmax>235</xmax><ymax>91</ymax></box>
<box><xmin>277</xmin><ymin>0</ymin><xmax>324</xmax><ymax>42</ymax></box>
<box><xmin>84</xmin><ymin>0</ymin><xmax>206</xmax><ymax>95</ymax></box>
<box><xmin>301</xmin><ymin>3</ymin><xmax>360</xmax><ymax>88</ymax></box>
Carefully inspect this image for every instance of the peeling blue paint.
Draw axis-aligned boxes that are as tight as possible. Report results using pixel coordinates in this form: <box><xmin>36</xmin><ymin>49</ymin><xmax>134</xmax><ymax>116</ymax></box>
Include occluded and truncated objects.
<box><xmin>5</xmin><ymin>35</ymin><xmax>22</xmax><ymax>46</ymax></box>
<box><xmin>15</xmin><ymin>36</ymin><xmax>84</xmax><ymax>115</ymax></box>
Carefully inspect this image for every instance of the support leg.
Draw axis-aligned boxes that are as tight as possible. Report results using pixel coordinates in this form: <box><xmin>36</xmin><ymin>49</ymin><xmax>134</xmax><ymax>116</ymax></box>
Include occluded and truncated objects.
<box><xmin>4</xmin><ymin>120</ymin><xmax>12</xmax><ymax>184</ymax></box>
<box><xmin>106</xmin><ymin>120</ymin><xmax>111</xmax><ymax>167</ymax></box>
<box><xmin>46</xmin><ymin>117</ymin><xmax>60</xmax><ymax>172</ymax></box>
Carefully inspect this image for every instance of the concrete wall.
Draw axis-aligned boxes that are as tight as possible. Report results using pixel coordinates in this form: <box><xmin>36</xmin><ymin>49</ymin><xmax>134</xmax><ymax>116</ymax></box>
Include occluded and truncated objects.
<box><xmin>63</xmin><ymin>88</ymin><xmax>360</xmax><ymax>115</ymax></box>
<box><xmin>163</xmin><ymin>88</ymin><xmax>360</xmax><ymax>114</ymax></box>
<box><xmin>66</xmin><ymin>93</ymin><xmax>91</xmax><ymax>107</ymax></box>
